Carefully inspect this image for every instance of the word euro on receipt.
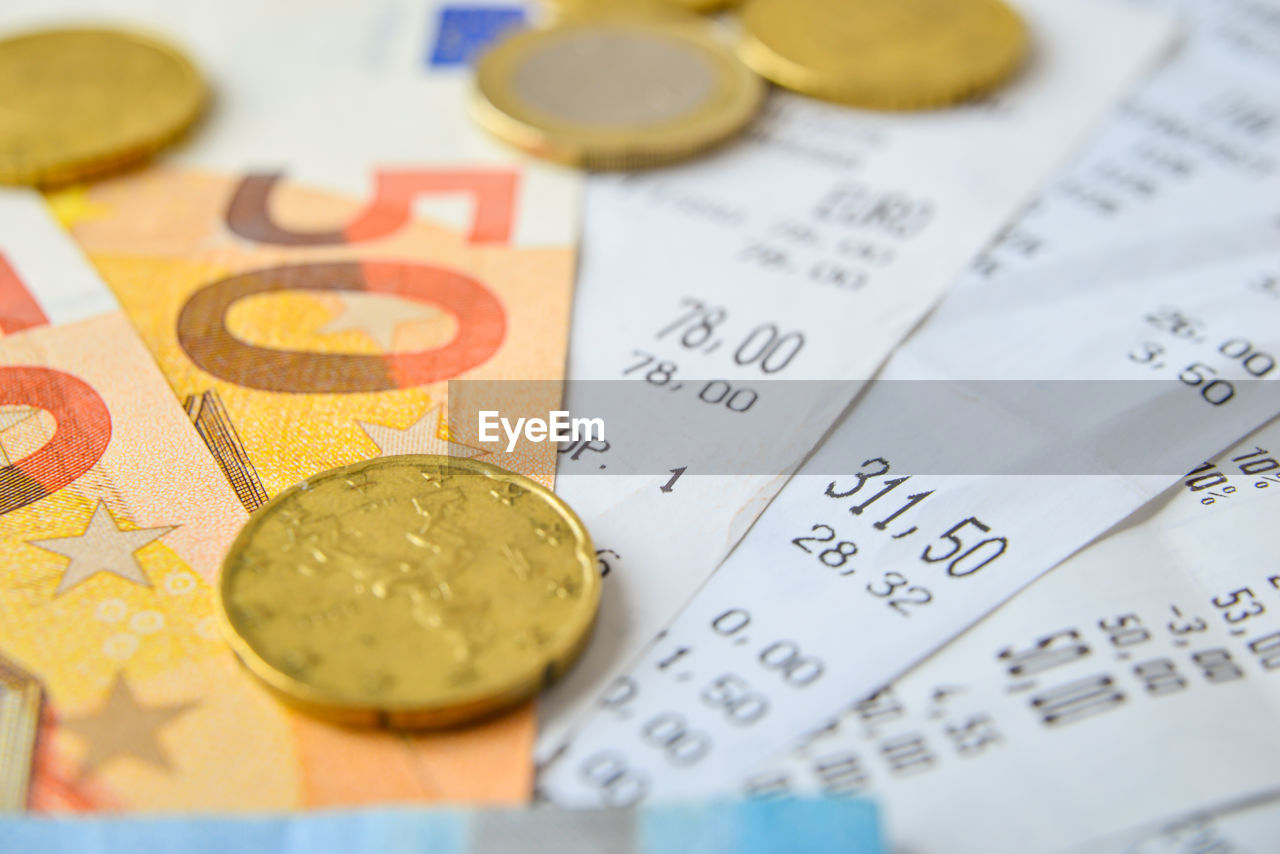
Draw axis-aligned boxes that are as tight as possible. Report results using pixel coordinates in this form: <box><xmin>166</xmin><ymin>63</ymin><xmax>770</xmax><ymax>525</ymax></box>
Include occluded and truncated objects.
<box><xmin>540</xmin><ymin>0</ymin><xmax>1178</xmax><ymax>753</ymax></box>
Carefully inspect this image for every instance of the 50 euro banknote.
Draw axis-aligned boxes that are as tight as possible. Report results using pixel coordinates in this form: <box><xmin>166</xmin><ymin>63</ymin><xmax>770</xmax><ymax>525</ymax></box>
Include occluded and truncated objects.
<box><xmin>0</xmin><ymin>187</ymin><xmax>553</xmax><ymax>811</ymax></box>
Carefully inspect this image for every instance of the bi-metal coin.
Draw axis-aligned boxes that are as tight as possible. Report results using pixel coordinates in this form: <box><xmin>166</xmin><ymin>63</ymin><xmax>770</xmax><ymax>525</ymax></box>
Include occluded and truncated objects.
<box><xmin>218</xmin><ymin>456</ymin><xmax>600</xmax><ymax>729</ymax></box>
<box><xmin>738</xmin><ymin>0</ymin><xmax>1028</xmax><ymax>110</ymax></box>
<box><xmin>472</xmin><ymin>11</ymin><xmax>764</xmax><ymax>169</ymax></box>
<box><xmin>0</xmin><ymin>28</ymin><xmax>204</xmax><ymax>186</ymax></box>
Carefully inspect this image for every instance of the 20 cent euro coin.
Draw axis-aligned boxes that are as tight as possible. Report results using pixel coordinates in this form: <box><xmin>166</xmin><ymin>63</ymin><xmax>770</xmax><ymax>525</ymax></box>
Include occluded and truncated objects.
<box><xmin>218</xmin><ymin>456</ymin><xmax>600</xmax><ymax>729</ymax></box>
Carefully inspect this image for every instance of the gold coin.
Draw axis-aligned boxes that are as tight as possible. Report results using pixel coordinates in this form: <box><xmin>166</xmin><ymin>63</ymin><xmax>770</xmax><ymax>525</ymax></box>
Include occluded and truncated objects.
<box><xmin>545</xmin><ymin>0</ymin><xmax>738</xmax><ymax>15</ymax></box>
<box><xmin>218</xmin><ymin>456</ymin><xmax>600</xmax><ymax>729</ymax></box>
<box><xmin>738</xmin><ymin>0</ymin><xmax>1028</xmax><ymax>110</ymax></box>
<box><xmin>472</xmin><ymin>13</ymin><xmax>764</xmax><ymax>169</ymax></box>
<box><xmin>0</xmin><ymin>28</ymin><xmax>204</xmax><ymax>186</ymax></box>
<box><xmin>668</xmin><ymin>0</ymin><xmax>737</xmax><ymax>10</ymax></box>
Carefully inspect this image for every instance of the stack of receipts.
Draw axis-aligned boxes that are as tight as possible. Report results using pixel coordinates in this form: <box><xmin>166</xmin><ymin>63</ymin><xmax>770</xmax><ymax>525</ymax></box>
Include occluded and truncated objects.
<box><xmin>537</xmin><ymin>0</ymin><xmax>1280</xmax><ymax>849</ymax></box>
<box><xmin>541</xmin><ymin>0</ymin><xmax>1180</xmax><ymax>751</ymax></box>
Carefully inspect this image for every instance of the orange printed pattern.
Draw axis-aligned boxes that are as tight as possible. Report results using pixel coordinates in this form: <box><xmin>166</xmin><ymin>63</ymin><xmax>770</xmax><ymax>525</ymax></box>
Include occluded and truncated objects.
<box><xmin>61</xmin><ymin>167</ymin><xmax>572</xmax><ymax>497</ymax></box>
<box><xmin>0</xmin><ymin>366</ymin><xmax>110</xmax><ymax>515</ymax></box>
<box><xmin>226</xmin><ymin>170</ymin><xmax>519</xmax><ymax>245</ymax></box>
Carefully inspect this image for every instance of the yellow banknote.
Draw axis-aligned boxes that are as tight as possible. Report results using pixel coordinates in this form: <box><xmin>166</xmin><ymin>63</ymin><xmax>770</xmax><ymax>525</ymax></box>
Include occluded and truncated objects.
<box><xmin>2</xmin><ymin>160</ymin><xmax>568</xmax><ymax>806</ymax></box>
<box><xmin>0</xmin><ymin>312</ymin><xmax>537</xmax><ymax>811</ymax></box>
<box><xmin>52</xmin><ymin>164</ymin><xmax>578</xmax><ymax>808</ymax></box>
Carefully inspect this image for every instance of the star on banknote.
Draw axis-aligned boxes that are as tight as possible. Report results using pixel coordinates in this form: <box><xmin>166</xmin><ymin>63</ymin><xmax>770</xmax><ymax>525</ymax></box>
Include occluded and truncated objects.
<box><xmin>357</xmin><ymin>405</ymin><xmax>484</xmax><ymax>459</ymax></box>
<box><xmin>44</xmin><ymin>185</ymin><xmax>112</xmax><ymax>230</ymax></box>
<box><xmin>62</xmin><ymin>675</ymin><xmax>197</xmax><ymax>775</ymax></box>
<box><xmin>317</xmin><ymin>293</ymin><xmax>440</xmax><ymax>350</ymax></box>
<box><xmin>29</xmin><ymin>502</ymin><xmax>176</xmax><ymax>595</ymax></box>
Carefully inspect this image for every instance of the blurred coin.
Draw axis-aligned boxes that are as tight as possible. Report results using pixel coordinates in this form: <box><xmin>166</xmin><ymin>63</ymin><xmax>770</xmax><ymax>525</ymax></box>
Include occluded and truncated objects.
<box><xmin>546</xmin><ymin>0</ymin><xmax>738</xmax><ymax>15</ymax></box>
<box><xmin>219</xmin><ymin>455</ymin><xmax>599</xmax><ymax>729</ymax></box>
<box><xmin>0</xmin><ymin>28</ymin><xmax>204</xmax><ymax>186</ymax></box>
<box><xmin>738</xmin><ymin>0</ymin><xmax>1027</xmax><ymax>110</ymax></box>
<box><xmin>472</xmin><ymin>13</ymin><xmax>764</xmax><ymax>169</ymax></box>
<box><xmin>666</xmin><ymin>0</ymin><xmax>737</xmax><ymax>10</ymax></box>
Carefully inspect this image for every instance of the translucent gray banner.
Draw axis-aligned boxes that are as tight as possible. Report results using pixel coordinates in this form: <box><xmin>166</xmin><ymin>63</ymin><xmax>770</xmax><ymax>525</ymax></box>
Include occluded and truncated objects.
<box><xmin>446</xmin><ymin>379</ymin><xmax>1280</xmax><ymax>478</ymax></box>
